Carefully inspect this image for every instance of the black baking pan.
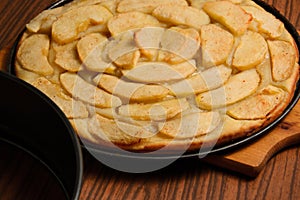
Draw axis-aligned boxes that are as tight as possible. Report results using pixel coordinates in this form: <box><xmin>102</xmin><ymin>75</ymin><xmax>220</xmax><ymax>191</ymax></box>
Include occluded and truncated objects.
<box><xmin>6</xmin><ymin>0</ymin><xmax>300</xmax><ymax>173</ymax></box>
<box><xmin>0</xmin><ymin>71</ymin><xmax>83</xmax><ymax>199</ymax></box>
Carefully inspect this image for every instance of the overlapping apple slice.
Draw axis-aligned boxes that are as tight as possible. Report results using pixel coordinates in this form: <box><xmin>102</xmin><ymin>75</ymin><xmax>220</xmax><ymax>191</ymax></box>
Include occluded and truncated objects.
<box><xmin>108</xmin><ymin>11</ymin><xmax>161</xmax><ymax>36</ymax></box>
<box><xmin>268</xmin><ymin>40</ymin><xmax>296</xmax><ymax>82</ymax></box>
<box><xmin>158</xmin><ymin>27</ymin><xmax>201</xmax><ymax>64</ymax></box>
<box><xmin>17</xmin><ymin>34</ymin><xmax>53</xmax><ymax>76</ymax></box>
<box><xmin>158</xmin><ymin>110</ymin><xmax>221</xmax><ymax>139</ymax></box>
<box><xmin>78</xmin><ymin>32</ymin><xmax>141</xmax><ymax>72</ymax></box>
<box><xmin>187</xmin><ymin>0</ymin><xmax>212</xmax><ymax>10</ymax></box>
<box><xmin>134</xmin><ymin>27</ymin><xmax>201</xmax><ymax>63</ymax></box>
<box><xmin>53</xmin><ymin>41</ymin><xmax>82</xmax><ymax>72</ymax></box>
<box><xmin>169</xmin><ymin>65</ymin><xmax>232</xmax><ymax>96</ymax></box>
<box><xmin>32</xmin><ymin>77</ymin><xmax>89</xmax><ymax>119</ymax></box>
<box><xmin>188</xmin><ymin>0</ymin><xmax>244</xmax><ymax>10</ymax></box>
<box><xmin>203</xmin><ymin>1</ymin><xmax>252</xmax><ymax>35</ymax></box>
<box><xmin>107</xmin><ymin>31</ymin><xmax>140</xmax><ymax>69</ymax></box>
<box><xmin>77</xmin><ymin>33</ymin><xmax>111</xmax><ymax>72</ymax></box>
<box><xmin>26</xmin><ymin>7</ymin><xmax>63</xmax><ymax>33</ymax></box>
<box><xmin>92</xmin><ymin>107</ymin><xmax>118</xmax><ymax>120</ymax></box>
<box><xmin>93</xmin><ymin>107</ymin><xmax>157</xmax><ymax>134</ymax></box>
<box><xmin>94</xmin><ymin>74</ymin><xmax>169</xmax><ymax>102</ymax></box>
<box><xmin>220</xmin><ymin>115</ymin><xmax>265</xmax><ymax>138</ymax></box>
<box><xmin>232</xmin><ymin>31</ymin><xmax>268</xmax><ymax>70</ymax></box>
<box><xmin>123</xmin><ymin>60</ymin><xmax>196</xmax><ymax>83</ymax></box>
<box><xmin>242</xmin><ymin>5</ymin><xmax>284</xmax><ymax>38</ymax></box>
<box><xmin>134</xmin><ymin>27</ymin><xmax>165</xmax><ymax>60</ymax></box>
<box><xmin>117</xmin><ymin>0</ymin><xmax>188</xmax><ymax>13</ymax></box>
<box><xmin>77</xmin><ymin>33</ymin><xmax>107</xmax><ymax>62</ymax></box>
<box><xmin>70</xmin><ymin>118</ymin><xmax>99</xmax><ymax>144</ymax></box>
<box><xmin>196</xmin><ymin>69</ymin><xmax>260</xmax><ymax>109</ymax></box>
<box><xmin>60</xmin><ymin>72</ymin><xmax>122</xmax><ymax>108</ymax></box>
<box><xmin>227</xmin><ymin>85</ymin><xmax>285</xmax><ymax>120</ymax></box>
<box><xmin>52</xmin><ymin>5</ymin><xmax>113</xmax><ymax>44</ymax></box>
<box><xmin>200</xmin><ymin>24</ymin><xmax>234</xmax><ymax>67</ymax></box>
<box><xmin>88</xmin><ymin>114</ymin><xmax>144</xmax><ymax>145</ymax></box>
<box><xmin>118</xmin><ymin>98</ymin><xmax>190</xmax><ymax>121</ymax></box>
<box><xmin>153</xmin><ymin>4</ymin><xmax>210</xmax><ymax>30</ymax></box>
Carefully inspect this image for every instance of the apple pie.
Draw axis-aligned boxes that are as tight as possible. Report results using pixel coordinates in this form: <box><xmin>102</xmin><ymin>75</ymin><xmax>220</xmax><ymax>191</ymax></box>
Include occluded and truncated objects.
<box><xmin>15</xmin><ymin>0</ymin><xmax>299</xmax><ymax>152</ymax></box>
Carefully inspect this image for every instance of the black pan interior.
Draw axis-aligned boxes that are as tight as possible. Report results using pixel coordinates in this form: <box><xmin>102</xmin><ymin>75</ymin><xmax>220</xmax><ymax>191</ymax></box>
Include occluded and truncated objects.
<box><xmin>0</xmin><ymin>72</ymin><xmax>83</xmax><ymax>199</ymax></box>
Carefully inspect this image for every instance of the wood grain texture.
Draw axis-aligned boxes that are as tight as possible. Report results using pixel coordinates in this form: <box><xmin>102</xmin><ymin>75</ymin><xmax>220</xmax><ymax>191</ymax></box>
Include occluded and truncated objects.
<box><xmin>0</xmin><ymin>0</ymin><xmax>299</xmax><ymax>200</ymax></box>
<box><xmin>78</xmin><ymin>149</ymin><xmax>300</xmax><ymax>200</ymax></box>
<box><xmin>204</xmin><ymin>102</ymin><xmax>300</xmax><ymax>177</ymax></box>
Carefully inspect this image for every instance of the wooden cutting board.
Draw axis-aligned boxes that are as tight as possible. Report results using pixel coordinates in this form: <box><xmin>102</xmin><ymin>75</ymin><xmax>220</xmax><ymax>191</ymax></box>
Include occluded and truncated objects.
<box><xmin>0</xmin><ymin>46</ymin><xmax>299</xmax><ymax>178</ymax></box>
<box><xmin>203</xmin><ymin>104</ymin><xmax>300</xmax><ymax>177</ymax></box>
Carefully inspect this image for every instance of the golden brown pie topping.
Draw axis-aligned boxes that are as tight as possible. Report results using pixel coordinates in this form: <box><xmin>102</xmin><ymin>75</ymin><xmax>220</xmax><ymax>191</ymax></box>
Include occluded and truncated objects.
<box><xmin>15</xmin><ymin>0</ymin><xmax>299</xmax><ymax>152</ymax></box>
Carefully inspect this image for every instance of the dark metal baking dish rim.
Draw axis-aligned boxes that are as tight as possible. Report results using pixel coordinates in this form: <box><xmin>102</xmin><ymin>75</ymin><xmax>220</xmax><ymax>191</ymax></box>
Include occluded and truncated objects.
<box><xmin>0</xmin><ymin>71</ymin><xmax>83</xmax><ymax>200</ymax></box>
<box><xmin>0</xmin><ymin>136</ymin><xmax>75</xmax><ymax>199</ymax></box>
<box><xmin>6</xmin><ymin>0</ymin><xmax>300</xmax><ymax>160</ymax></box>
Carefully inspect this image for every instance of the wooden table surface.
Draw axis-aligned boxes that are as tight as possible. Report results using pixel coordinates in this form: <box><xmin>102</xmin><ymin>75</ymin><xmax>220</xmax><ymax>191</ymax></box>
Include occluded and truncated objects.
<box><xmin>0</xmin><ymin>0</ymin><xmax>299</xmax><ymax>199</ymax></box>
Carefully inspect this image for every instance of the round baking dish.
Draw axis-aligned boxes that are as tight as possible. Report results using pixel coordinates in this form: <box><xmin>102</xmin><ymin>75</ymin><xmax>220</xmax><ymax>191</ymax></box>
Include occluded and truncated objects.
<box><xmin>0</xmin><ymin>71</ymin><xmax>83</xmax><ymax>199</ymax></box>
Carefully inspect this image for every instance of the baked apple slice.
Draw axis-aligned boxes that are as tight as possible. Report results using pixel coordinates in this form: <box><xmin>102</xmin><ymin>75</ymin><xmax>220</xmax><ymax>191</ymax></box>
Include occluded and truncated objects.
<box><xmin>117</xmin><ymin>0</ymin><xmax>188</xmax><ymax>13</ymax></box>
<box><xmin>268</xmin><ymin>40</ymin><xmax>296</xmax><ymax>82</ymax></box>
<box><xmin>107</xmin><ymin>32</ymin><xmax>140</xmax><ymax>69</ymax></box>
<box><xmin>70</xmin><ymin>118</ymin><xmax>99</xmax><ymax>144</ymax></box>
<box><xmin>52</xmin><ymin>5</ymin><xmax>113</xmax><ymax>44</ymax></box>
<box><xmin>77</xmin><ymin>33</ymin><xmax>110</xmax><ymax>72</ymax></box>
<box><xmin>53</xmin><ymin>41</ymin><xmax>82</xmax><ymax>72</ymax></box>
<box><xmin>169</xmin><ymin>65</ymin><xmax>232</xmax><ymax>96</ymax></box>
<box><xmin>94</xmin><ymin>74</ymin><xmax>169</xmax><ymax>102</ymax></box>
<box><xmin>158</xmin><ymin>27</ymin><xmax>200</xmax><ymax>64</ymax></box>
<box><xmin>232</xmin><ymin>31</ymin><xmax>268</xmax><ymax>70</ymax></box>
<box><xmin>134</xmin><ymin>27</ymin><xmax>165</xmax><ymax>60</ymax></box>
<box><xmin>118</xmin><ymin>98</ymin><xmax>190</xmax><ymax>121</ymax></box>
<box><xmin>158</xmin><ymin>111</ymin><xmax>221</xmax><ymax>139</ymax></box>
<box><xmin>88</xmin><ymin>114</ymin><xmax>144</xmax><ymax>145</ymax></box>
<box><xmin>227</xmin><ymin>85</ymin><xmax>285</xmax><ymax>120</ymax></box>
<box><xmin>123</xmin><ymin>60</ymin><xmax>196</xmax><ymax>83</ymax></box>
<box><xmin>32</xmin><ymin>77</ymin><xmax>88</xmax><ymax>119</ymax></box>
<box><xmin>196</xmin><ymin>69</ymin><xmax>260</xmax><ymax>109</ymax></box>
<box><xmin>17</xmin><ymin>34</ymin><xmax>53</xmax><ymax>76</ymax></box>
<box><xmin>203</xmin><ymin>1</ymin><xmax>252</xmax><ymax>35</ymax></box>
<box><xmin>153</xmin><ymin>5</ymin><xmax>210</xmax><ymax>30</ymax></box>
<box><xmin>242</xmin><ymin>5</ymin><xmax>284</xmax><ymax>38</ymax></box>
<box><xmin>200</xmin><ymin>24</ymin><xmax>234</xmax><ymax>67</ymax></box>
<box><xmin>108</xmin><ymin>11</ymin><xmax>161</xmax><ymax>36</ymax></box>
<box><xmin>60</xmin><ymin>72</ymin><xmax>122</xmax><ymax>108</ymax></box>
<box><xmin>26</xmin><ymin>7</ymin><xmax>63</xmax><ymax>33</ymax></box>
<box><xmin>78</xmin><ymin>34</ymin><xmax>106</xmax><ymax>56</ymax></box>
